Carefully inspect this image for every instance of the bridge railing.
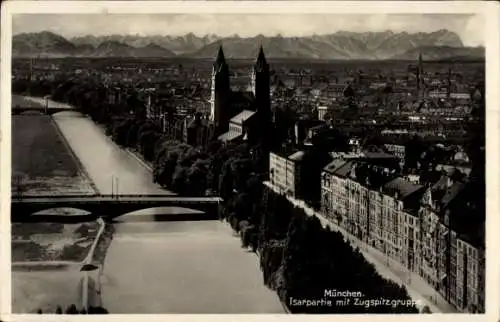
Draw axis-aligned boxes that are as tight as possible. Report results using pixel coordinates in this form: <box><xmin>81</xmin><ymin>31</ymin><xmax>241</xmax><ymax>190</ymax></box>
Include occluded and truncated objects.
<box><xmin>13</xmin><ymin>194</ymin><xmax>214</xmax><ymax>198</ymax></box>
<box><xmin>12</xmin><ymin>194</ymin><xmax>223</xmax><ymax>202</ymax></box>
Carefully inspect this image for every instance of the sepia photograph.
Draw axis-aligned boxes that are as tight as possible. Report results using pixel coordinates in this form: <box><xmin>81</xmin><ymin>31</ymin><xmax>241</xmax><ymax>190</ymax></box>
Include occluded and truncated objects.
<box><xmin>1</xmin><ymin>1</ymin><xmax>495</xmax><ymax>318</ymax></box>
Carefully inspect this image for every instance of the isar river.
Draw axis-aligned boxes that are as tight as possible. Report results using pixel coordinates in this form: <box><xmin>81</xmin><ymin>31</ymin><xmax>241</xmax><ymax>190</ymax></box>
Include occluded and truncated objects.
<box><xmin>41</xmin><ymin>99</ymin><xmax>284</xmax><ymax>313</ymax></box>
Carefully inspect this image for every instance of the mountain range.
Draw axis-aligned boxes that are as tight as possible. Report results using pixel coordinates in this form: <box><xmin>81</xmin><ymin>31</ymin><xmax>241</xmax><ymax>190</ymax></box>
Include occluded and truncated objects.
<box><xmin>12</xmin><ymin>30</ymin><xmax>484</xmax><ymax>60</ymax></box>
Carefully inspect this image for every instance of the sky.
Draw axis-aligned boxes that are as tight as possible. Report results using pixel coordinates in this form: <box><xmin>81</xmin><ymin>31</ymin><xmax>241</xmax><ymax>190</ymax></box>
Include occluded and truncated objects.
<box><xmin>12</xmin><ymin>13</ymin><xmax>484</xmax><ymax>46</ymax></box>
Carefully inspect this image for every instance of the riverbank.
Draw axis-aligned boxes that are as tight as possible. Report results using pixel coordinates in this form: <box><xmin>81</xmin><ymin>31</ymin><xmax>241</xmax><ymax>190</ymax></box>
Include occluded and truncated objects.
<box><xmin>11</xmin><ymin>219</ymin><xmax>104</xmax><ymax>313</ymax></box>
<box><xmin>11</xmin><ymin>221</ymin><xmax>100</xmax><ymax>263</ymax></box>
<box><xmin>12</xmin><ymin>112</ymin><xmax>96</xmax><ymax>197</ymax></box>
<box><xmin>12</xmin><ymin>96</ymin><xmax>285</xmax><ymax>313</ymax></box>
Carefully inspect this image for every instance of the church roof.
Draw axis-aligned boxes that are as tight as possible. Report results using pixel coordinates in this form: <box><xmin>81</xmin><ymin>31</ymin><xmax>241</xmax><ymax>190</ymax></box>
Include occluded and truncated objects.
<box><xmin>230</xmin><ymin>109</ymin><xmax>256</xmax><ymax>125</ymax></box>
<box><xmin>230</xmin><ymin>91</ymin><xmax>255</xmax><ymax>107</ymax></box>
<box><xmin>254</xmin><ymin>46</ymin><xmax>269</xmax><ymax>72</ymax></box>
<box><xmin>214</xmin><ymin>45</ymin><xmax>228</xmax><ymax>72</ymax></box>
<box><xmin>288</xmin><ymin>150</ymin><xmax>305</xmax><ymax>162</ymax></box>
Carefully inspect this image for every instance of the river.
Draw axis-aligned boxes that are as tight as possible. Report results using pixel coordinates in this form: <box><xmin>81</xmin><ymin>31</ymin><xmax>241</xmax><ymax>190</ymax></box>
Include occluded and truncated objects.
<box><xmin>19</xmin><ymin>97</ymin><xmax>284</xmax><ymax>313</ymax></box>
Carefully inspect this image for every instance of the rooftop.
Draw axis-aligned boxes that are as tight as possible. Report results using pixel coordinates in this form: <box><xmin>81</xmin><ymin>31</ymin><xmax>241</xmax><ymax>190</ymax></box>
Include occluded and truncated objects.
<box><xmin>218</xmin><ymin>131</ymin><xmax>242</xmax><ymax>142</ymax></box>
<box><xmin>441</xmin><ymin>182</ymin><xmax>467</xmax><ymax>209</ymax></box>
<box><xmin>328</xmin><ymin>151</ymin><xmax>398</xmax><ymax>160</ymax></box>
<box><xmin>288</xmin><ymin>151</ymin><xmax>305</xmax><ymax>162</ymax></box>
<box><xmin>383</xmin><ymin>177</ymin><xmax>424</xmax><ymax>199</ymax></box>
<box><xmin>323</xmin><ymin>159</ymin><xmax>348</xmax><ymax>175</ymax></box>
<box><xmin>328</xmin><ymin>160</ymin><xmax>356</xmax><ymax>178</ymax></box>
<box><xmin>230</xmin><ymin>109</ymin><xmax>256</xmax><ymax>125</ymax></box>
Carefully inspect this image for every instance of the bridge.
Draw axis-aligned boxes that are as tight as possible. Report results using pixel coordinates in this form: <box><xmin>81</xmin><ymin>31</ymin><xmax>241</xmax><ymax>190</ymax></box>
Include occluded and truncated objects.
<box><xmin>11</xmin><ymin>194</ymin><xmax>223</xmax><ymax>221</ymax></box>
<box><xmin>12</xmin><ymin>105</ymin><xmax>75</xmax><ymax>115</ymax></box>
<box><xmin>12</xmin><ymin>96</ymin><xmax>76</xmax><ymax>115</ymax></box>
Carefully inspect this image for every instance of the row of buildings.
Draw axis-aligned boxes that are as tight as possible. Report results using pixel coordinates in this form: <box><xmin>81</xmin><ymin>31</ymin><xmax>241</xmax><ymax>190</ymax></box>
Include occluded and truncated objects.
<box><xmin>268</xmin><ymin>142</ymin><xmax>484</xmax><ymax>313</ymax></box>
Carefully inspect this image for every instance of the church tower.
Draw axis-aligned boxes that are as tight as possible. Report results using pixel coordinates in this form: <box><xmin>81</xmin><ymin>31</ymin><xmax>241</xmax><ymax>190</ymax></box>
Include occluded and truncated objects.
<box><xmin>418</xmin><ymin>52</ymin><xmax>423</xmax><ymax>74</ymax></box>
<box><xmin>417</xmin><ymin>52</ymin><xmax>425</xmax><ymax>97</ymax></box>
<box><xmin>210</xmin><ymin>45</ymin><xmax>231</xmax><ymax>135</ymax></box>
<box><xmin>251</xmin><ymin>46</ymin><xmax>271</xmax><ymax>127</ymax></box>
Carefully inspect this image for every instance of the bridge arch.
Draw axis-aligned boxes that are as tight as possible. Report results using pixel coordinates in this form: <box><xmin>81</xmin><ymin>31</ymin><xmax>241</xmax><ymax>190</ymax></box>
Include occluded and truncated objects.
<box><xmin>111</xmin><ymin>206</ymin><xmax>211</xmax><ymax>222</ymax></box>
<box><xmin>13</xmin><ymin>207</ymin><xmax>97</xmax><ymax>223</ymax></box>
<box><xmin>11</xmin><ymin>198</ymin><xmax>221</xmax><ymax>222</ymax></box>
<box><xmin>31</xmin><ymin>207</ymin><xmax>92</xmax><ymax>215</ymax></box>
<box><xmin>12</xmin><ymin>109</ymin><xmax>47</xmax><ymax>116</ymax></box>
<box><xmin>47</xmin><ymin>109</ymin><xmax>77</xmax><ymax>116</ymax></box>
<box><xmin>12</xmin><ymin>107</ymin><xmax>76</xmax><ymax>116</ymax></box>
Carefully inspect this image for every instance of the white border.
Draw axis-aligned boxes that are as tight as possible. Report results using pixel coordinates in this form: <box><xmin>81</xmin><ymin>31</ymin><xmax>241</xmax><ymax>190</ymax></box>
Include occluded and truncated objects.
<box><xmin>1</xmin><ymin>2</ymin><xmax>499</xmax><ymax>322</ymax></box>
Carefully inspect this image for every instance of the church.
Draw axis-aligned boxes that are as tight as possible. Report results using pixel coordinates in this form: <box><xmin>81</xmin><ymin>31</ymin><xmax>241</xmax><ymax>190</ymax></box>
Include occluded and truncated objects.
<box><xmin>184</xmin><ymin>45</ymin><xmax>273</xmax><ymax>146</ymax></box>
<box><xmin>209</xmin><ymin>45</ymin><xmax>272</xmax><ymax>144</ymax></box>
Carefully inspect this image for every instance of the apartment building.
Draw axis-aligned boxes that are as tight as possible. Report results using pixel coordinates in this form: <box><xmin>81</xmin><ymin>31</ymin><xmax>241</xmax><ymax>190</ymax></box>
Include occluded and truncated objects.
<box><xmin>269</xmin><ymin>150</ymin><xmax>305</xmax><ymax>198</ymax></box>
<box><xmin>384</xmin><ymin>144</ymin><xmax>406</xmax><ymax>161</ymax></box>
<box><xmin>321</xmin><ymin>159</ymin><xmax>348</xmax><ymax>224</ymax></box>
<box><xmin>320</xmin><ymin>158</ymin><xmax>484</xmax><ymax>313</ymax></box>
<box><xmin>317</xmin><ymin>106</ymin><xmax>329</xmax><ymax>121</ymax></box>
<box><xmin>419</xmin><ymin>176</ymin><xmax>485</xmax><ymax>313</ymax></box>
<box><xmin>455</xmin><ymin>236</ymin><xmax>485</xmax><ymax>313</ymax></box>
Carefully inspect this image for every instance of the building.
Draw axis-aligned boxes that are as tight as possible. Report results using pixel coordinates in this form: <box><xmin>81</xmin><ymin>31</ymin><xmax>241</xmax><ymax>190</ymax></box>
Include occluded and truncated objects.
<box><xmin>183</xmin><ymin>113</ymin><xmax>210</xmax><ymax>147</ymax></box>
<box><xmin>419</xmin><ymin>177</ymin><xmax>484</xmax><ymax>312</ymax></box>
<box><xmin>319</xmin><ymin>159</ymin><xmax>484</xmax><ymax>313</ymax></box>
<box><xmin>384</xmin><ymin>144</ymin><xmax>406</xmax><ymax>161</ymax></box>
<box><xmin>321</xmin><ymin>159</ymin><xmax>352</xmax><ymax>224</ymax></box>
<box><xmin>317</xmin><ymin>105</ymin><xmax>328</xmax><ymax>121</ymax></box>
<box><xmin>378</xmin><ymin>177</ymin><xmax>425</xmax><ymax>265</ymax></box>
<box><xmin>209</xmin><ymin>45</ymin><xmax>272</xmax><ymax>144</ymax></box>
<box><xmin>269</xmin><ymin>150</ymin><xmax>306</xmax><ymax>198</ymax></box>
<box><xmin>324</xmin><ymin>83</ymin><xmax>353</xmax><ymax>101</ymax></box>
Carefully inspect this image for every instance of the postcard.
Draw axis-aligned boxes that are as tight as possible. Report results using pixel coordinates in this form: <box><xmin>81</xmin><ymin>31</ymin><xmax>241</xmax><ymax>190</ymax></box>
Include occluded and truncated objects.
<box><xmin>1</xmin><ymin>1</ymin><xmax>498</xmax><ymax>321</ymax></box>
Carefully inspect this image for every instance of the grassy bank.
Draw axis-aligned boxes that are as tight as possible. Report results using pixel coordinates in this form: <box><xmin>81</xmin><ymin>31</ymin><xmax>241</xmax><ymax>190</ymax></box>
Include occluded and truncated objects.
<box><xmin>12</xmin><ymin>115</ymin><xmax>80</xmax><ymax>177</ymax></box>
<box><xmin>12</xmin><ymin>107</ymin><xmax>95</xmax><ymax>196</ymax></box>
<box><xmin>11</xmin><ymin>222</ymin><xmax>100</xmax><ymax>263</ymax></box>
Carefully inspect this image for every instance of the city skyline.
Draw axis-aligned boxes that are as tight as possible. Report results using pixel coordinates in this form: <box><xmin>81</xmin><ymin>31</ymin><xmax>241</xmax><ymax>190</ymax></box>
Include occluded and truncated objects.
<box><xmin>13</xmin><ymin>13</ymin><xmax>483</xmax><ymax>46</ymax></box>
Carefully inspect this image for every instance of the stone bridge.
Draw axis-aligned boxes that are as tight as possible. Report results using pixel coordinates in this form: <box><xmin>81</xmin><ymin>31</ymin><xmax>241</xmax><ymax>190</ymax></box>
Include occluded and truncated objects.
<box><xmin>11</xmin><ymin>194</ymin><xmax>223</xmax><ymax>221</ymax></box>
<box><xmin>12</xmin><ymin>105</ymin><xmax>75</xmax><ymax>115</ymax></box>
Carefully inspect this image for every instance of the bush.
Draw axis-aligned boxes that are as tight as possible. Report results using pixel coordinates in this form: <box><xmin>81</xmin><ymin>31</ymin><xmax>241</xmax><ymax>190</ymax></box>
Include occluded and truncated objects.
<box><xmin>421</xmin><ymin>305</ymin><xmax>432</xmax><ymax>313</ymax></box>
<box><xmin>36</xmin><ymin>304</ymin><xmax>109</xmax><ymax>314</ymax></box>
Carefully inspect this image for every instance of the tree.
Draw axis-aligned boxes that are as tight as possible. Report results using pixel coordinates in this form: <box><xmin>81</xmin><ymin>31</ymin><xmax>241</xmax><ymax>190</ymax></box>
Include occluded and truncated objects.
<box><xmin>111</xmin><ymin>117</ymin><xmax>135</xmax><ymax>146</ymax></box>
<box><xmin>218</xmin><ymin>161</ymin><xmax>234</xmax><ymax>200</ymax></box>
<box><xmin>241</xmin><ymin>224</ymin><xmax>257</xmax><ymax>251</ymax></box>
<box><xmin>186</xmin><ymin>159</ymin><xmax>210</xmax><ymax>196</ymax></box>
<box><xmin>65</xmin><ymin>304</ymin><xmax>78</xmax><ymax>314</ymax></box>
<box><xmin>172</xmin><ymin>166</ymin><xmax>188</xmax><ymax>194</ymax></box>
<box><xmin>138</xmin><ymin>130</ymin><xmax>161</xmax><ymax>162</ymax></box>
<box><xmin>125</xmin><ymin>119</ymin><xmax>147</xmax><ymax>147</ymax></box>
<box><xmin>421</xmin><ymin>305</ymin><xmax>432</xmax><ymax>313</ymax></box>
